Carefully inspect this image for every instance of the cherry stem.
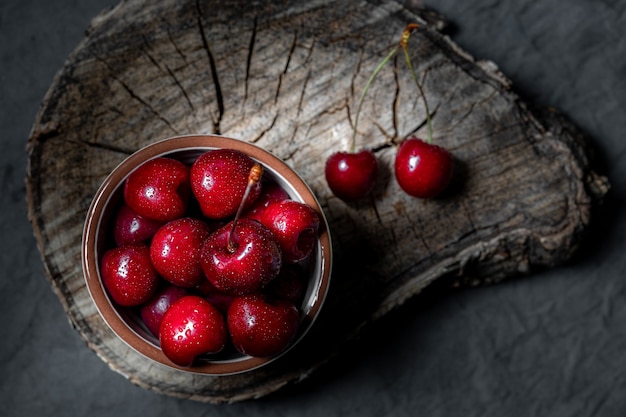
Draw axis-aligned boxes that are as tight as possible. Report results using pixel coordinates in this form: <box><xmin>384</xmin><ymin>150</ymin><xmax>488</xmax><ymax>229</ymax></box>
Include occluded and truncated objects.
<box><xmin>227</xmin><ymin>163</ymin><xmax>263</xmax><ymax>253</ymax></box>
<box><xmin>350</xmin><ymin>45</ymin><xmax>399</xmax><ymax>153</ymax></box>
<box><xmin>399</xmin><ymin>23</ymin><xmax>432</xmax><ymax>144</ymax></box>
<box><xmin>350</xmin><ymin>23</ymin><xmax>431</xmax><ymax>150</ymax></box>
<box><xmin>403</xmin><ymin>45</ymin><xmax>432</xmax><ymax>144</ymax></box>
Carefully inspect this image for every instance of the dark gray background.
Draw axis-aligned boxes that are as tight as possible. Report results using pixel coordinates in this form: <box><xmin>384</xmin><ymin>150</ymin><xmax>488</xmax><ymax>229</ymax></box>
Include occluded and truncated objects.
<box><xmin>2</xmin><ymin>0</ymin><xmax>625</xmax><ymax>415</ymax></box>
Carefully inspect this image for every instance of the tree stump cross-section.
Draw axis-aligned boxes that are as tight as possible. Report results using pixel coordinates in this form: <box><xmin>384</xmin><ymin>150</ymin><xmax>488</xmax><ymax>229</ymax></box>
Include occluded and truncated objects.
<box><xmin>25</xmin><ymin>0</ymin><xmax>608</xmax><ymax>403</ymax></box>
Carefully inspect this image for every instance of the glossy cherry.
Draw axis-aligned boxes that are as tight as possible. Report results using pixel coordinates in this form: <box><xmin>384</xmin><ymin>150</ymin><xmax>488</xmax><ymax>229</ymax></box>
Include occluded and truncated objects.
<box><xmin>200</xmin><ymin>219</ymin><xmax>282</xmax><ymax>295</ymax></box>
<box><xmin>159</xmin><ymin>295</ymin><xmax>227</xmax><ymax>367</ymax></box>
<box><xmin>394</xmin><ymin>137</ymin><xmax>453</xmax><ymax>198</ymax></box>
<box><xmin>244</xmin><ymin>180</ymin><xmax>290</xmax><ymax>222</ymax></box>
<box><xmin>140</xmin><ymin>283</ymin><xmax>189</xmax><ymax>337</ymax></box>
<box><xmin>190</xmin><ymin>149</ymin><xmax>262</xmax><ymax>220</ymax></box>
<box><xmin>149</xmin><ymin>217</ymin><xmax>212</xmax><ymax>288</ymax></box>
<box><xmin>227</xmin><ymin>294</ymin><xmax>300</xmax><ymax>358</ymax></box>
<box><xmin>100</xmin><ymin>245</ymin><xmax>160</xmax><ymax>307</ymax></box>
<box><xmin>113</xmin><ymin>204</ymin><xmax>164</xmax><ymax>246</ymax></box>
<box><xmin>123</xmin><ymin>157</ymin><xmax>190</xmax><ymax>222</ymax></box>
<box><xmin>259</xmin><ymin>200</ymin><xmax>320</xmax><ymax>264</ymax></box>
<box><xmin>325</xmin><ymin>150</ymin><xmax>378</xmax><ymax>201</ymax></box>
<box><xmin>200</xmin><ymin>164</ymin><xmax>282</xmax><ymax>295</ymax></box>
<box><xmin>393</xmin><ymin>26</ymin><xmax>454</xmax><ymax>198</ymax></box>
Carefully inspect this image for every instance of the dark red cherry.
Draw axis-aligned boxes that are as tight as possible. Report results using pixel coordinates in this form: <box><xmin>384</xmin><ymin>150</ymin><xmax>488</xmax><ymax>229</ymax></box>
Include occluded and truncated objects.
<box><xmin>325</xmin><ymin>150</ymin><xmax>378</xmax><ymax>201</ymax></box>
<box><xmin>394</xmin><ymin>137</ymin><xmax>453</xmax><ymax>198</ymax></box>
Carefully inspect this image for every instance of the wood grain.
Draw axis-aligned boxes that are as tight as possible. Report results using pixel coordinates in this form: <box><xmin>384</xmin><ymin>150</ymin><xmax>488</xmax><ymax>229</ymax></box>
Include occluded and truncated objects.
<box><xmin>25</xmin><ymin>0</ymin><xmax>608</xmax><ymax>403</ymax></box>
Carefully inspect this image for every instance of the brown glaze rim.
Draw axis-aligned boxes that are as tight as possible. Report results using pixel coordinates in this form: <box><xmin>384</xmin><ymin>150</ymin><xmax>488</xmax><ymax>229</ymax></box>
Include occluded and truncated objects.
<box><xmin>82</xmin><ymin>134</ymin><xmax>332</xmax><ymax>376</ymax></box>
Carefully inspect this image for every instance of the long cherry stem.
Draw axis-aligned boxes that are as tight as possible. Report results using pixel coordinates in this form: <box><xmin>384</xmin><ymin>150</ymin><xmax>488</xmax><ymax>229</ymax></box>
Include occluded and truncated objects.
<box><xmin>403</xmin><ymin>45</ymin><xmax>432</xmax><ymax>144</ymax></box>
<box><xmin>350</xmin><ymin>46</ymin><xmax>399</xmax><ymax>153</ymax></box>
<box><xmin>350</xmin><ymin>23</ymin><xmax>430</xmax><ymax>151</ymax></box>
<box><xmin>227</xmin><ymin>163</ymin><xmax>263</xmax><ymax>253</ymax></box>
<box><xmin>399</xmin><ymin>23</ymin><xmax>432</xmax><ymax>144</ymax></box>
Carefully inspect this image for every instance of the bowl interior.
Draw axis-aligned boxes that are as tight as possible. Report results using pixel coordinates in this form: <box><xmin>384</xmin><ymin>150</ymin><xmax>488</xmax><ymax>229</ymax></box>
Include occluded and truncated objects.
<box><xmin>82</xmin><ymin>135</ymin><xmax>331</xmax><ymax>375</ymax></box>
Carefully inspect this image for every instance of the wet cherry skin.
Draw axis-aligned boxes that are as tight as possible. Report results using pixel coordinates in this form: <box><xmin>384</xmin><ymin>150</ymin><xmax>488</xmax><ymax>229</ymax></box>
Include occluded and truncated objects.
<box><xmin>394</xmin><ymin>137</ymin><xmax>453</xmax><ymax>198</ymax></box>
<box><xmin>325</xmin><ymin>150</ymin><xmax>378</xmax><ymax>201</ymax></box>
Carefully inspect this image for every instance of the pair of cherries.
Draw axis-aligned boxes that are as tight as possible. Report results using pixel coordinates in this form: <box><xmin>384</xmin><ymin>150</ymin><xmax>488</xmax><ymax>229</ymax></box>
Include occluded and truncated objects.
<box><xmin>325</xmin><ymin>138</ymin><xmax>453</xmax><ymax>201</ymax></box>
<box><xmin>325</xmin><ymin>23</ymin><xmax>454</xmax><ymax>201</ymax></box>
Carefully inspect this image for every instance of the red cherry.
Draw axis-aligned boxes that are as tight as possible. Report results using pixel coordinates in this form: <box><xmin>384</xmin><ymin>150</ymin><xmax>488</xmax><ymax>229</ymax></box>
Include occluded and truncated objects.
<box><xmin>190</xmin><ymin>149</ymin><xmax>262</xmax><ymax>220</ymax></box>
<box><xmin>244</xmin><ymin>181</ymin><xmax>291</xmax><ymax>222</ymax></box>
<box><xmin>149</xmin><ymin>217</ymin><xmax>212</xmax><ymax>288</ymax></box>
<box><xmin>394</xmin><ymin>137</ymin><xmax>453</xmax><ymax>198</ymax></box>
<box><xmin>140</xmin><ymin>284</ymin><xmax>189</xmax><ymax>337</ymax></box>
<box><xmin>227</xmin><ymin>294</ymin><xmax>300</xmax><ymax>357</ymax></box>
<box><xmin>259</xmin><ymin>200</ymin><xmax>320</xmax><ymax>264</ymax></box>
<box><xmin>113</xmin><ymin>205</ymin><xmax>164</xmax><ymax>246</ymax></box>
<box><xmin>325</xmin><ymin>150</ymin><xmax>378</xmax><ymax>201</ymax></box>
<box><xmin>159</xmin><ymin>295</ymin><xmax>227</xmax><ymax>367</ymax></box>
<box><xmin>123</xmin><ymin>157</ymin><xmax>190</xmax><ymax>222</ymax></box>
<box><xmin>200</xmin><ymin>219</ymin><xmax>282</xmax><ymax>295</ymax></box>
<box><xmin>100</xmin><ymin>245</ymin><xmax>160</xmax><ymax>307</ymax></box>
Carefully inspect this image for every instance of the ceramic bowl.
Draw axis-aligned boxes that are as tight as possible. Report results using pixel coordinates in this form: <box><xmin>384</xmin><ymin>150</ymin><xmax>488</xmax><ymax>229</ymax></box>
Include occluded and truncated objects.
<box><xmin>82</xmin><ymin>134</ymin><xmax>332</xmax><ymax>375</ymax></box>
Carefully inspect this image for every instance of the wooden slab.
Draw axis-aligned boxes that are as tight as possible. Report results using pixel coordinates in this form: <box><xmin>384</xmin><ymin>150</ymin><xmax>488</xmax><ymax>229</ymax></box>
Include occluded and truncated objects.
<box><xmin>25</xmin><ymin>0</ymin><xmax>608</xmax><ymax>403</ymax></box>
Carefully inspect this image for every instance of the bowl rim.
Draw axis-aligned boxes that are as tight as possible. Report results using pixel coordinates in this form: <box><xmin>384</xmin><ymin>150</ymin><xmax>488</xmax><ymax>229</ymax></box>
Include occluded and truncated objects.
<box><xmin>81</xmin><ymin>134</ymin><xmax>332</xmax><ymax>375</ymax></box>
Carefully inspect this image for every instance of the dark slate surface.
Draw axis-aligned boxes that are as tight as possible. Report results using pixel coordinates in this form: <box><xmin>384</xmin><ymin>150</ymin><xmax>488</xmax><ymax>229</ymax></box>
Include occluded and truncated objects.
<box><xmin>2</xmin><ymin>0</ymin><xmax>625</xmax><ymax>415</ymax></box>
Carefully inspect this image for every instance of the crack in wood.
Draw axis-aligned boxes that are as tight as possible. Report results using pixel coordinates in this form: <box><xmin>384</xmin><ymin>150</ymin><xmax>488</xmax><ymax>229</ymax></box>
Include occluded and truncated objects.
<box><xmin>270</xmin><ymin>0</ymin><xmax>339</xmax><ymax>24</ymax></box>
<box><xmin>391</xmin><ymin>54</ymin><xmax>401</xmax><ymax>142</ymax></box>
<box><xmin>250</xmin><ymin>113</ymin><xmax>279</xmax><ymax>144</ymax></box>
<box><xmin>370</xmin><ymin>194</ymin><xmax>383</xmax><ymax>224</ymax></box>
<box><xmin>287</xmin><ymin>122</ymin><xmax>301</xmax><ymax>148</ymax></box>
<box><xmin>373</xmin><ymin>119</ymin><xmax>394</xmax><ymax>142</ymax></box>
<box><xmin>460</xmin><ymin>199</ymin><xmax>478</xmax><ymax>237</ymax></box>
<box><xmin>409</xmin><ymin>214</ymin><xmax>434</xmax><ymax>257</ymax></box>
<box><xmin>405</xmin><ymin>104</ymin><xmax>439</xmax><ymax>140</ymax></box>
<box><xmin>164</xmin><ymin>64</ymin><xmax>196</xmax><ymax>112</ymax></box>
<box><xmin>276</xmin><ymin>122</ymin><xmax>305</xmax><ymax>163</ymax></box>
<box><xmin>275</xmin><ymin>31</ymin><xmax>299</xmax><ymax>104</ymax></box>
<box><xmin>244</xmin><ymin>15</ymin><xmax>257</xmax><ymax>104</ymax></box>
<box><xmin>387</xmin><ymin>224</ymin><xmax>401</xmax><ymax>265</ymax></box>
<box><xmin>140</xmin><ymin>36</ymin><xmax>197</xmax><ymax>122</ymax></box>
<box><xmin>444</xmin><ymin>88</ymin><xmax>499</xmax><ymax>133</ymax></box>
<box><xmin>166</xmin><ymin>27</ymin><xmax>188</xmax><ymax>64</ymax></box>
<box><xmin>350</xmin><ymin>48</ymin><xmax>366</xmax><ymax>102</ymax></box>
<box><xmin>297</xmin><ymin>69</ymin><xmax>312</xmax><ymax>117</ymax></box>
<box><xmin>77</xmin><ymin>140</ymin><xmax>136</xmax><ymax>155</ymax></box>
<box><xmin>195</xmin><ymin>0</ymin><xmax>224</xmax><ymax>134</ymax></box>
<box><xmin>89</xmin><ymin>53</ymin><xmax>179</xmax><ymax>135</ymax></box>
<box><xmin>144</xmin><ymin>39</ymin><xmax>195</xmax><ymax>111</ymax></box>
<box><xmin>301</xmin><ymin>36</ymin><xmax>317</xmax><ymax>66</ymax></box>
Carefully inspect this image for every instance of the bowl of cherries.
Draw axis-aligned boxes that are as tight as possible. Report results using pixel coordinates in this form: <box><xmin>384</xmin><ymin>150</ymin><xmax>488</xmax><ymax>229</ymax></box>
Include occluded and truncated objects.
<box><xmin>82</xmin><ymin>134</ymin><xmax>332</xmax><ymax>375</ymax></box>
